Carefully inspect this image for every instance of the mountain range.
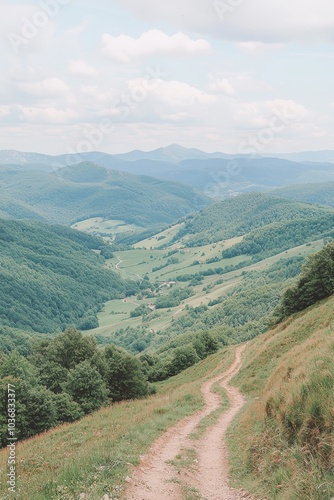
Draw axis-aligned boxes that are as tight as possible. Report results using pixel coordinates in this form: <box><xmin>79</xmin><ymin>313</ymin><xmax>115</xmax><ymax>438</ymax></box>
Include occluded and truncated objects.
<box><xmin>0</xmin><ymin>162</ymin><xmax>209</xmax><ymax>226</ymax></box>
<box><xmin>1</xmin><ymin>145</ymin><xmax>334</xmax><ymax>198</ymax></box>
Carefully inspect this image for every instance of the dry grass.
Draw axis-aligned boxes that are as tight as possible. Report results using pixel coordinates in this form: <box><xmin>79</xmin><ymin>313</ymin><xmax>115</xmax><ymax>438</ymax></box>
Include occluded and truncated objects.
<box><xmin>228</xmin><ymin>296</ymin><xmax>334</xmax><ymax>500</ymax></box>
<box><xmin>0</xmin><ymin>347</ymin><xmax>235</xmax><ymax>499</ymax></box>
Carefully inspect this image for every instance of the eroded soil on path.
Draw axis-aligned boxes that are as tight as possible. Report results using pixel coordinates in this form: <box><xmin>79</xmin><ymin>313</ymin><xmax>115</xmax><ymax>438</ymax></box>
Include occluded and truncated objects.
<box><xmin>123</xmin><ymin>345</ymin><xmax>256</xmax><ymax>500</ymax></box>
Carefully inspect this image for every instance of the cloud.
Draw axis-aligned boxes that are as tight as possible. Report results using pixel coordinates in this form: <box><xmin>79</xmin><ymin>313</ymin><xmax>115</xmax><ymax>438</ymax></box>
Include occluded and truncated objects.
<box><xmin>0</xmin><ymin>106</ymin><xmax>10</xmax><ymax>118</ymax></box>
<box><xmin>18</xmin><ymin>106</ymin><xmax>78</xmax><ymax>124</ymax></box>
<box><xmin>16</xmin><ymin>78</ymin><xmax>69</xmax><ymax>98</ymax></box>
<box><xmin>208</xmin><ymin>72</ymin><xmax>273</xmax><ymax>97</ymax></box>
<box><xmin>68</xmin><ymin>60</ymin><xmax>97</xmax><ymax>77</ymax></box>
<box><xmin>125</xmin><ymin>78</ymin><xmax>216</xmax><ymax>122</ymax></box>
<box><xmin>231</xmin><ymin>99</ymin><xmax>309</xmax><ymax>129</ymax></box>
<box><xmin>209</xmin><ymin>78</ymin><xmax>235</xmax><ymax>96</ymax></box>
<box><xmin>236</xmin><ymin>42</ymin><xmax>284</xmax><ymax>55</ymax></box>
<box><xmin>113</xmin><ymin>0</ymin><xmax>334</xmax><ymax>44</ymax></box>
<box><xmin>102</xmin><ymin>29</ymin><xmax>211</xmax><ymax>63</ymax></box>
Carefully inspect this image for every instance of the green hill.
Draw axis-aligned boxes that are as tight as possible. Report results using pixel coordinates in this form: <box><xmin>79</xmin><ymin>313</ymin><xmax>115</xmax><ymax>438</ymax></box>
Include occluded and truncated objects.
<box><xmin>0</xmin><ymin>219</ymin><xmax>131</xmax><ymax>333</ymax></box>
<box><xmin>274</xmin><ymin>181</ymin><xmax>334</xmax><ymax>208</ymax></box>
<box><xmin>0</xmin><ymin>162</ymin><xmax>209</xmax><ymax>226</ymax></box>
<box><xmin>176</xmin><ymin>193</ymin><xmax>333</xmax><ymax>246</ymax></box>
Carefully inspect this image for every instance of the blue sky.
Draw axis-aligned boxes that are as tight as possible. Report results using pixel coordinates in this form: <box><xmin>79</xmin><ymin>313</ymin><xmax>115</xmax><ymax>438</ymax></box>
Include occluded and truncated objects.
<box><xmin>0</xmin><ymin>0</ymin><xmax>333</xmax><ymax>155</ymax></box>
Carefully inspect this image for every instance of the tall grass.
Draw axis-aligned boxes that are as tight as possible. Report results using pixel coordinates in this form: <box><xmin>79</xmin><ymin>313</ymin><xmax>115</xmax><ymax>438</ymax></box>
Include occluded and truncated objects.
<box><xmin>0</xmin><ymin>348</ymin><xmax>235</xmax><ymax>499</ymax></box>
<box><xmin>228</xmin><ymin>296</ymin><xmax>334</xmax><ymax>500</ymax></box>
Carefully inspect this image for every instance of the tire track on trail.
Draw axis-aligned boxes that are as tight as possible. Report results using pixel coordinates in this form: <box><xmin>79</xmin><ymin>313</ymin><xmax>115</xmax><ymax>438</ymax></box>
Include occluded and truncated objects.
<box><xmin>123</xmin><ymin>345</ymin><xmax>257</xmax><ymax>500</ymax></box>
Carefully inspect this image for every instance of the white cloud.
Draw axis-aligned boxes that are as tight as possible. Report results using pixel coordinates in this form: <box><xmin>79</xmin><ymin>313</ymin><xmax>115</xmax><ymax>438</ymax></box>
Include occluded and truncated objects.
<box><xmin>64</xmin><ymin>22</ymin><xmax>88</xmax><ymax>38</ymax></box>
<box><xmin>18</xmin><ymin>106</ymin><xmax>78</xmax><ymax>124</ymax></box>
<box><xmin>208</xmin><ymin>72</ymin><xmax>273</xmax><ymax>97</ymax></box>
<box><xmin>16</xmin><ymin>78</ymin><xmax>69</xmax><ymax>97</ymax></box>
<box><xmin>0</xmin><ymin>106</ymin><xmax>10</xmax><ymax>118</ymax></box>
<box><xmin>209</xmin><ymin>78</ymin><xmax>235</xmax><ymax>96</ymax></box>
<box><xmin>231</xmin><ymin>99</ymin><xmax>309</xmax><ymax>129</ymax></box>
<box><xmin>113</xmin><ymin>0</ymin><xmax>334</xmax><ymax>44</ymax></box>
<box><xmin>236</xmin><ymin>42</ymin><xmax>284</xmax><ymax>55</ymax></box>
<box><xmin>102</xmin><ymin>29</ymin><xmax>211</xmax><ymax>63</ymax></box>
<box><xmin>68</xmin><ymin>60</ymin><xmax>97</xmax><ymax>77</ymax></box>
<box><xmin>125</xmin><ymin>78</ymin><xmax>216</xmax><ymax>122</ymax></box>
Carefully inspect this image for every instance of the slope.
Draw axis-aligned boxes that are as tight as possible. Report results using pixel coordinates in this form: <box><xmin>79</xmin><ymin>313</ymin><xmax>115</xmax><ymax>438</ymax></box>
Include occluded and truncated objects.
<box><xmin>0</xmin><ymin>345</ymin><xmax>239</xmax><ymax>500</ymax></box>
<box><xmin>0</xmin><ymin>219</ymin><xmax>129</xmax><ymax>333</ymax></box>
<box><xmin>176</xmin><ymin>192</ymin><xmax>334</xmax><ymax>246</ymax></box>
<box><xmin>229</xmin><ymin>295</ymin><xmax>334</xmax><ymax>499</ymax></box>
<box><xmin>0</xmin><ymin>162</ymin><xmax>209</xmax><ymax>226</ymax></box>
<box><xmin>274</xmin><ymin>181</ymin><xmax>334</xmax><ymax>208</ymax></box>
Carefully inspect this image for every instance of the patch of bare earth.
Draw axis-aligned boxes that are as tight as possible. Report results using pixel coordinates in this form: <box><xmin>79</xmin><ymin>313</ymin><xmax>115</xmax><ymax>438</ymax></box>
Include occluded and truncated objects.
<box><xmin>123</xmin><ymin>345</ymin><xmax>259</xmax><ymax>500</ymax></box>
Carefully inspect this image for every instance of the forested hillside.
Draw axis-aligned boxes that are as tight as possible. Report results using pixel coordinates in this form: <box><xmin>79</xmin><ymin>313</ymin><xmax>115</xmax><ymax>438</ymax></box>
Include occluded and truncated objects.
<box><xmin>0</xmin><ymin>162</ymin><xmax>209</xmax><ymax>226</ymax></box>
<box><xmin>274</xmin><ymin>181</ymin><xmax>334</xmax><ymax>208</ymax></box>
<box><xmin>0</xmin><ymin>219</ymin><xmax>134</xmax><ymax>332</ymax></box>
<box><xmin>222</xmin><ymin>214</ymin><xmax>334</xmax><ymax>259</ymax></box>
<box><xmin>175</xmin><ymin>193</ymin><xmax>334</xmax><ymax>246</ymax></box>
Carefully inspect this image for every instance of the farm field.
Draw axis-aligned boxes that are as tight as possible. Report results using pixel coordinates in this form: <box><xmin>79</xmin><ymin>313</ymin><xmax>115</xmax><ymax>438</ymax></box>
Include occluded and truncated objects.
<box><xmin>72</xmin><ymin>218</ymin><xmax>141</xmax><ymax>240</ymax></box>
<box><xmin>87</xmin><ymin>233</ymin><xmax>325</xmax><ymax>342</ymax></box>
<box><xmin>133</xmin><ymin>222</ymin><xmax>186</xmax><ymax>249</ymax></box>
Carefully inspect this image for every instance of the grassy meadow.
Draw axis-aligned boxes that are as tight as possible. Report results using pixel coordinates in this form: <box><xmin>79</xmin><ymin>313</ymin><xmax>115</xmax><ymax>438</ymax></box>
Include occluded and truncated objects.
<box><xmin>0</xmin><ymin>347</ymin><xmax>236</xmax><ymax>500</ymax></box>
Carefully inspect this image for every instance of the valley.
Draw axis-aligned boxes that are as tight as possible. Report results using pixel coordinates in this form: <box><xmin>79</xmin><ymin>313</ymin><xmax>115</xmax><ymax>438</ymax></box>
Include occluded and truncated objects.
<box><xmin>89</xmin><ymin>232</ymin><xmax>324</xmax><ymax>346</ymax></box>
<box><xmin>0</xmin><ymin>149</ymin><xmax>334</xmax><ymax>499</ymax></box>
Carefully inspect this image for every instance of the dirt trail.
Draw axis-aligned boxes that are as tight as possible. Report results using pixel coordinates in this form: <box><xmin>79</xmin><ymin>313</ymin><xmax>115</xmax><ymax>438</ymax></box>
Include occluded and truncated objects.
<box><xmin>123</xmin><ymin>345</ymin><xmax>255</xmax><ymax>500</ymax></box>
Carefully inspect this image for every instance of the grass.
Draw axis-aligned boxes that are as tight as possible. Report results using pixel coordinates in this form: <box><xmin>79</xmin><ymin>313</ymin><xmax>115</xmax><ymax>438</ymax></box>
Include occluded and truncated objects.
<box><xmin>227</xmin><ymin>295</ymin><xmax>334</xmax><ymax>500</ymax></box>
<box><xmin>0</xmin><ymin>347</ymin><xmax>236</xmax><ymax>499</ymax></box>
<box><xmin>190</xmin><ymin>381</ymin><xmax>230</xmax><ymax>440</ymax></box>
<box><xmin>89</xmin><ymin>238</ymin><xmax>324</xmax><ymax>342</ymax></box>
<box><xmin>72</xmin><ymin>218</ymin><xmax>141</xmax><ymax>240</ymax></box>
<box><xmin>133</xmin><ymin>222</ymin><xmax>185</xmax><ymax>249</ymax></box>
<box><xmin>168</xmin><ymin>448</ymin><xmax>198</xmax><ymax>472</ymax></box>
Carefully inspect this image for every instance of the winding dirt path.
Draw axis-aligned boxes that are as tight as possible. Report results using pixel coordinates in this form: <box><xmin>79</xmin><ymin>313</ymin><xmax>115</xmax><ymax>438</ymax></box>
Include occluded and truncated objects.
<box><xmin>123</xmin><ymin>345</ymin><xmax>255</xmax><ymax>500</ymax></box>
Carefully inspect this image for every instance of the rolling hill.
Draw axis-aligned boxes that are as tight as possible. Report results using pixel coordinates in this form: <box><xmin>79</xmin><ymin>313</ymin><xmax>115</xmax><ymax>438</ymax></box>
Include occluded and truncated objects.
<box><xmin>88</xmin><ymin>192</ymin><xmax>333</xmax><ymax>354</ymax></box>
<box><xmin>174</xmin><ymin>192</ymin><xmax>334</xmax><ymax>246</ymax></box>
<box><xmin>274</xmin><ymin>181</ymin><xmax>334</xmax><ymax>208</ymax></box>
<box><xmin>0</xmin><ymin>162</ymin><xmax>209</xmax><ymax>226</ymax></box>
<box><xmin>0</xmin><ymin>218</ymin><xmax>131</xmax><ymax>333</ymax></box>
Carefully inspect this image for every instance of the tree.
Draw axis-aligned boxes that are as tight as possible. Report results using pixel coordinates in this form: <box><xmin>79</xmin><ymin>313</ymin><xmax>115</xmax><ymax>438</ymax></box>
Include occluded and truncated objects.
<box><xmin>276</xmin><ymin>242</ymin><xmax>334</xmax><ymax>320</ymax></box>
<box><xmin>52</xmin><ymin>393</ymin><xmax>84</xmax><ymax>424</ymax></box>
<box><xmin>193</xmin><ymin>332</ymin><xmax>219</xmax><ymax>359</ymax></box>
<box><xmin>47</xmin><ymin>328</ymin><xmax>98</xmax><ymax>369</ymax></box>
<box><xmin>104</xmin><ymin>345</ymin><xmax>149</xmax><ymax>401</ymax></box>
<box><xmin>63</xmin><ymin>361</ymin><xmax>108</xmax><ymax>414</ymax></box>
<box><xmin>37</xmin><ymin>361</ymin><xmax>68</xmax><ymax>394</ymax></box>
<box><xmin>23</xmin><ymin>386</ymin><xmax>57</xmax><ymax>435</ymax></box>
<box><xmin>78</xmin><ymin>315</ymin><xmax>99</xmax><ymax>331</ymax></box>
<box><xmin>0</xmin><ymin>351</ymin><xmax>38</xmax><ymax>386</ymax></box>
<box><xmin>168</xmin><ymin>346</ymin><xmax>200</xmax><ymax>376</ymax></box>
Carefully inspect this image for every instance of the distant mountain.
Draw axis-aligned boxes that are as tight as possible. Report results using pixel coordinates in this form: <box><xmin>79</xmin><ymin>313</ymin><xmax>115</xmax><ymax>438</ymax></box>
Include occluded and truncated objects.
<box><xmin>1</xmin><ymin>147</ymin><xmax>334</xmax><ymax>198</ymax></box>
<box><xmin>0</xmin><ymin>145</ymin><xmax>230</xmax><ymax>169</ymax></box>
<box><xmin>0</xmin><ymin>162</ymin><xmax>210</xmax><ymax>226</ymax></box>
<box><xmin>267</xmin><ymin>150</ymin><xmax>334</xmax><ymax>163</ymax></box>
<box><xmin>112</xmin><ymin>144</ymin><xmax>231</xmax><ymax>163</ymax></box>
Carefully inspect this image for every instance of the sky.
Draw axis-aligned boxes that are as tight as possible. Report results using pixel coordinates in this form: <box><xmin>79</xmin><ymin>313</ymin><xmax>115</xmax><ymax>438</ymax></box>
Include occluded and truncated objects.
<box><xmin>0</xmin><ymin>0</ymin><xmax>333</xmax><ymax>155</ymax></box>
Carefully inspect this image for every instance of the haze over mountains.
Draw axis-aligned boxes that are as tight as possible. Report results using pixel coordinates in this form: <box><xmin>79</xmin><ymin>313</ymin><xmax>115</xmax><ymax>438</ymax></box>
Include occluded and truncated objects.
<box><xmin>1</xmin><ymin>145</ymin><xmax>334</xmax><ymax>200</ymax></box>
<box><xmin>0</xmin><ymin>162</ymin><xmax>209</xmax><ymax>226</ymax></box>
